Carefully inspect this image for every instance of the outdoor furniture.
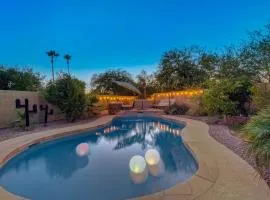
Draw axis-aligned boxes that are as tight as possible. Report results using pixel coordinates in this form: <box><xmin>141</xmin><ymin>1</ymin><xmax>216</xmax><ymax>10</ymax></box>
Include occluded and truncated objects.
<box><xmin>108</xmin><ymin>102</ymin><xmax>122</xmax><ymax>114</ymax></box>
<box><xmin>122</xmin><ymin>102</ymin><xmax>134</xmax><ymax>110</ymax></box>
<box><xmin>154</xmin><ymin>99</ymin><xmax>176</xmax><ymax>109</ymax></box>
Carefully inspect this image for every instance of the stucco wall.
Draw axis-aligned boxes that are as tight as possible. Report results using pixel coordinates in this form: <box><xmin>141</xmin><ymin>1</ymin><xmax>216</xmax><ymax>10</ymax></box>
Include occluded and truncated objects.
<box><xmin>153</xmin><ymin>95</ymin><xmax>201</xmax><ymax>115</ymax></box>
<box><xmin>0</xmin><ymin>90</ymin><xmax>63</xmax><ymax>128</ymax></box>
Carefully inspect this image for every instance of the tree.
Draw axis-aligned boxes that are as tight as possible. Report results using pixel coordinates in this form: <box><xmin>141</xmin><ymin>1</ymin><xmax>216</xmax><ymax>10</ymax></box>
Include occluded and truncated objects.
<box><xmin>43</xmin><ymin>73</ymin><xmax>86</xmax><ymax>122</ymax></box>
<box><xmin>90</xmin><ymin>69</ymin><xmax>135</xmax><ymax>95</ymax></box>
<box><xmin>0</xmin><ymin>66</ymin><xmax>44</xmax><ymax>91</ymax></box>
<box><xmin>46</xmin><ymin>50</ymin><xmax>59</xmax><ymax>82</ymax></box>
<box><xmin>136</xmin><ymin>70</ymin><xmax>147</xmax><ymax>98</ymax></box>
<box><xmin>156</xmin><ymin>48</ymin><xmax>210</xmax><ymax>91</ymax></box>
<box><xmin>136</xmin><ymin>70</ymin><xmax>159</xmax><ymax>97</ymax></box>
<box><xmin>197</xmin><ymin>51</ymin><xmax>218</xmax><ymax>80</ymax></box>
<box><xmin>240</xmin><ymin>23</ymin><xmax>270</xmax><ymax>82</ymax></box>
<box><xmin>64</xmin><ymin>54</ymin><xmax>72</xmax><ymax>74</ymax></box>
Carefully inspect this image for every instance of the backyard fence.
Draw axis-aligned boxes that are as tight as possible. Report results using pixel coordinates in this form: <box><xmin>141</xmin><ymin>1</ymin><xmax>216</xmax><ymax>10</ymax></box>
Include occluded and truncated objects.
<box><xmin>0</xmin><ymin>90</ymin><xmax>63</xmax><ymax>128</ymax></box>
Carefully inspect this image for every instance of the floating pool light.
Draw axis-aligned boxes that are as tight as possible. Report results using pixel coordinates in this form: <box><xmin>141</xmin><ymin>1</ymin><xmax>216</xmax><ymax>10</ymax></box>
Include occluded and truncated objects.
<box><xmin>145</xmin><ymin>149</ymin><xmax>160</xmax><ymax>166</ymax></box>
<box><xmin>129</xmin><ymin>155</ymin><xmax>146</xmax><ymax>174</ymax></box>
<box><xmin>129</xmin><ymin>155</ymin><xmax>148</xmax><ymax>184</ymax></box>
<box><xmin>76</xmin><ymin>143</ymin><xmax>89</xmax><ymax>157</ymax></box>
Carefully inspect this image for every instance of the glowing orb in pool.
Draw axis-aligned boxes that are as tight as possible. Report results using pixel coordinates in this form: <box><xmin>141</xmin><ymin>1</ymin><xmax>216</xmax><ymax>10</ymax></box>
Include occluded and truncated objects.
<box><xmin>129</xmin><ymin>155</ymin><xmax>146</xmax><ymax>174</ymax></box>
<box><xmin>145</xmin><ymin>149</ymin><xmax>160</xmax><ymax>166</ymax></box>
<box><xmin>76</xmin><ymin>143</ymin><xmax>90</xmax><ymax>157</ymax></box>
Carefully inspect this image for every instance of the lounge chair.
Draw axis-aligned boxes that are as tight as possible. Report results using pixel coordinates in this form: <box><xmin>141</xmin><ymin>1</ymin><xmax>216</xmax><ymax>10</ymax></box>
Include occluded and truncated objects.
<box><xmin>122</xmin><ymin>101</ymin><xmax>135</xmax><ymax>110</ymax></box>
<box><xmin>154</xmin><ymin>99</ymin><xmax>176</xmax><ymax>109</ymax></box>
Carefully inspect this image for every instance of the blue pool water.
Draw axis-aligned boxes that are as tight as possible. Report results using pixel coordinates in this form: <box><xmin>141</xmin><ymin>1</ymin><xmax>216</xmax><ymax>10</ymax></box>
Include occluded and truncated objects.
<box><xmin>0</xmin><ymin>116</ymin><xmax>198</xmax><ymax>200</ymax></box>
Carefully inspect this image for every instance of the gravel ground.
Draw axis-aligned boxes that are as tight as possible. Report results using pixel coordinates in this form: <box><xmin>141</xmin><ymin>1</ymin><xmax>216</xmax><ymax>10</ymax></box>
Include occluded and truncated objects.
<box><xmin>0</xmin><ymin>118</ymin><xmax>97</xmax><ymax>142</ymax></box>
<box><xmin>178</xmin><ymin>115</ymin><xmax>270</xmax><ymax>187</ymax></box>
<box><xmin>209</xmin><ymin>124</ymin><xmax>270</xmax><ymax>187</ymax></box>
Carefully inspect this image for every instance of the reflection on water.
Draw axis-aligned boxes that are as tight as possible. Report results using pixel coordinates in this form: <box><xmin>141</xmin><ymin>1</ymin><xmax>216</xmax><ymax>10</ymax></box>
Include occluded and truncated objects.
<box><xmin>130</xmin><ymin>169</ymin><xmax>149</xmax><ymax>184</ymax></box>
<box><xmin>148</xmin><ymin>161</ymin><xmax>165</xmax><ymax>177</ymax></box>
<box><xmin>0</xmin><ymin>116</ymin><xmax>197</xmax><ymax>200</ymax></box>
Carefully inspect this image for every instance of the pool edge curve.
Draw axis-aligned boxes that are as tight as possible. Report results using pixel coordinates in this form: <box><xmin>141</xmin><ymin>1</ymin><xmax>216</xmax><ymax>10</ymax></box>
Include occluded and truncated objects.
<box><xmin>0</xmin><ymin>114</ymin><xmax>217</xmax><ymax>200</ymax></box>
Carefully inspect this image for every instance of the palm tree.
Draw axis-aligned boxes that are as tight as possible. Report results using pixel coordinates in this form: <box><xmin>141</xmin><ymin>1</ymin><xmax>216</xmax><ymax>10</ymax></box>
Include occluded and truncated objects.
<box><xmin>64</xmin><ymin>54</ymin><xmax>72</xmax><ymax>74</ymax></box>
<box><xmin>46</xmin><ymin>50</ymin><xmax>59</xmax><ymax>82</ymax></box>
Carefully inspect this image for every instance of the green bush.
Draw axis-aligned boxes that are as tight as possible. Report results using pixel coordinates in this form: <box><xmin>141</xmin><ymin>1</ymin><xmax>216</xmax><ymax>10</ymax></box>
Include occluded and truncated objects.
<box><xmin>85</xmin><ymin>93</ymin><xmax>103</xmax><ymax>117</ymax></box>
<box><xmin>43</xmin><ymin>74</ymin><xmax>86</xmax><ymax>122</ymax></box>
<box><xmin>164</xmin><ymin>103</ymin><xmax>190</xmax><ymax>115</ymax></box>
<box><xmin>244</xmin><ymin>106</ymin><xmax>270</xmax><ymax>175</ymax></box>
<box><xmin>0</xmin><ymin>66</ymin><xmax>44</xmax><ymax>91</ymax></box>
<box><xmin>202</xmin><ymin>78</ymin><xmax>252</xmax><ymax>117</ymax></box>
<box><xmin>251</xmin><ymin>84</ymin><xmax>270</xmax><ymax>111</ymax></box>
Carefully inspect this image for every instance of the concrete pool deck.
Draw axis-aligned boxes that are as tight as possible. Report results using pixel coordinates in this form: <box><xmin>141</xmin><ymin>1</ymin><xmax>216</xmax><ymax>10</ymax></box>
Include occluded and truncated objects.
<box><xmin>0</xmin><ymin>115</ymin><xmax>270</xmax><ymax>200</ymax></box>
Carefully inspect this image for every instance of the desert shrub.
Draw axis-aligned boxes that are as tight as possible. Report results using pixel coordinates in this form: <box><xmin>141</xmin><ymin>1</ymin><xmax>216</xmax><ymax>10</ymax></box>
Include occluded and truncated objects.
<box><xmin>251</xmin><ymin>84</ymin><xmax>270</xmax><ymax>111</ymax></box>
<box><xmin>164</xmin><ymin>103</ymin><xmax>190</xmax><ymax>115</ymax></box>
<box><xmin>244</xmin><ymin>106</ymin><xmax>270</xmax><ymax>175</ymax></box>
<box><xmin>202</xmin><ymin>78</ymin><xmax>252</xmax><ymax>117</ymax></box>
<box><xmin>43</xmin><ymin>74</ymin><xmax>86</xmax><ymax>122</ymax></box>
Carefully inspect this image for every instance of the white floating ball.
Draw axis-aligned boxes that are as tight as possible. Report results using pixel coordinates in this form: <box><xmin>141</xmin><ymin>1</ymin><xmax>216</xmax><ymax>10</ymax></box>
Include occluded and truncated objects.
<box><xmin>129</xmin><ymin>155</ymin><xmax>146</xmax><ymax>174</ymax></box>
<box><xmin>145</xmin><ymin>149</ymin><xmax>160</xmax><ymax>166</ymax></box>
<box><xmin>76</xmin><ymin>143</ymin><xmax>89</xmax><ymax>157</ymax></box>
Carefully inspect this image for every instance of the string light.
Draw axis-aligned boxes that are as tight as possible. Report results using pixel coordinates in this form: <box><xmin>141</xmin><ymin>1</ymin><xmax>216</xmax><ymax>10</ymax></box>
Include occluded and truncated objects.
<box><xmin>152</xmin><ymin>89</ymin><xmax>204</xmax><ymax>98</ymax></box>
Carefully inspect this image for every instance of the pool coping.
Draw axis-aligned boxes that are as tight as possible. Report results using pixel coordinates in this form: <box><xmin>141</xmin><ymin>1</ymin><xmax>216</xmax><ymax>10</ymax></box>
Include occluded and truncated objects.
<box><xmin>134</xmin><ymin>115</ymin><xmax>219</xmax><ymax>200</ymax></box>
<box><xmin>0</xmin><ymin>114</ymin><xmax>269</xmax><ymax>200</ymax></box>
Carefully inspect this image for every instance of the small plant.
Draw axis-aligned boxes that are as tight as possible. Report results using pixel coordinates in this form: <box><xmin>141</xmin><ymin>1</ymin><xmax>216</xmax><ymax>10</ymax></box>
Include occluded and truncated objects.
<box><xmin>164</xmin><ymin>103</ymin><xmax>190</xmax><ymax>115</ymax></box>
<box><xmin>244</xmin><ymin>106</ymin><xmax>270</xmax><ymax>175</ymax></box>
<box><xmin>11</xmin><ymin>111</ymin><xmax>26</xmax><ymax>130</ymax></box>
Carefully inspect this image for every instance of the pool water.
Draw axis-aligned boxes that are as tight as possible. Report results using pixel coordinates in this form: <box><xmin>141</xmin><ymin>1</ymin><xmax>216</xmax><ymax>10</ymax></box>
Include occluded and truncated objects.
<box><xmin>0</xmin><ymin>116</ymin><xmax>198</xmax><ymax>200</ymax></box>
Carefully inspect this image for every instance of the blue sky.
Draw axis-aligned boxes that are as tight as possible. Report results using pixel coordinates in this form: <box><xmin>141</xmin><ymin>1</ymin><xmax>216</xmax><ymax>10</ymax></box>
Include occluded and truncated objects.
<box><xmin>0</xmin><ymin>0</ymin><xmax>269</xmax><ymax>83</ymax></box>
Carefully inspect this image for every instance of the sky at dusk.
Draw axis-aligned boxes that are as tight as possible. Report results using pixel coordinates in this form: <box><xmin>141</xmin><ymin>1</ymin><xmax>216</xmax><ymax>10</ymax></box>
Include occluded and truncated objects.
<box><xmin>0</xmin><ymin>0</ymin><xmax>270</xmax><ymax>83</ymax></box>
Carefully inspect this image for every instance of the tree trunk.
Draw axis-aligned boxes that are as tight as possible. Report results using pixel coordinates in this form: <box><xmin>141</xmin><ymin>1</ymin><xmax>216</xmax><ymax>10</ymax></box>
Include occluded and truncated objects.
<box><xmin>67</xmin><ymin>61</ymin><xmax>70</xmax><ymax>75</ymax></box>
<box><xmin>143</xmin><ymin>86</ymin><xmax>146</xmax><ymax>99</ymax></box>
<box><xmin>51</xmin><ymin>58</ymin><xmax>54</xmax><ymax>82</ymax></box>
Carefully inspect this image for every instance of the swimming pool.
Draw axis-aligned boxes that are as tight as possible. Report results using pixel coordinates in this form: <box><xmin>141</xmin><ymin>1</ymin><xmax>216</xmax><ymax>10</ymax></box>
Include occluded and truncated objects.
<box><xmin>0</xmin><ymin>116</ymin><xmax>198</xmax><ymax>200</ymax></box>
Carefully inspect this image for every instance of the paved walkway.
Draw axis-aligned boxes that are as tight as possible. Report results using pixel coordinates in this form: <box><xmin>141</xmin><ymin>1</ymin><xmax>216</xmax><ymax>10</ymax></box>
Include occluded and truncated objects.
<box><xmin>158</xmin><ymin>116</ymin><xmax>270</xmax><ymax>200</ymax></box>
<box><xmin>0</xmin><ymin>115</ymin><xmax>269</xmax><ymax>200</ymax></box>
